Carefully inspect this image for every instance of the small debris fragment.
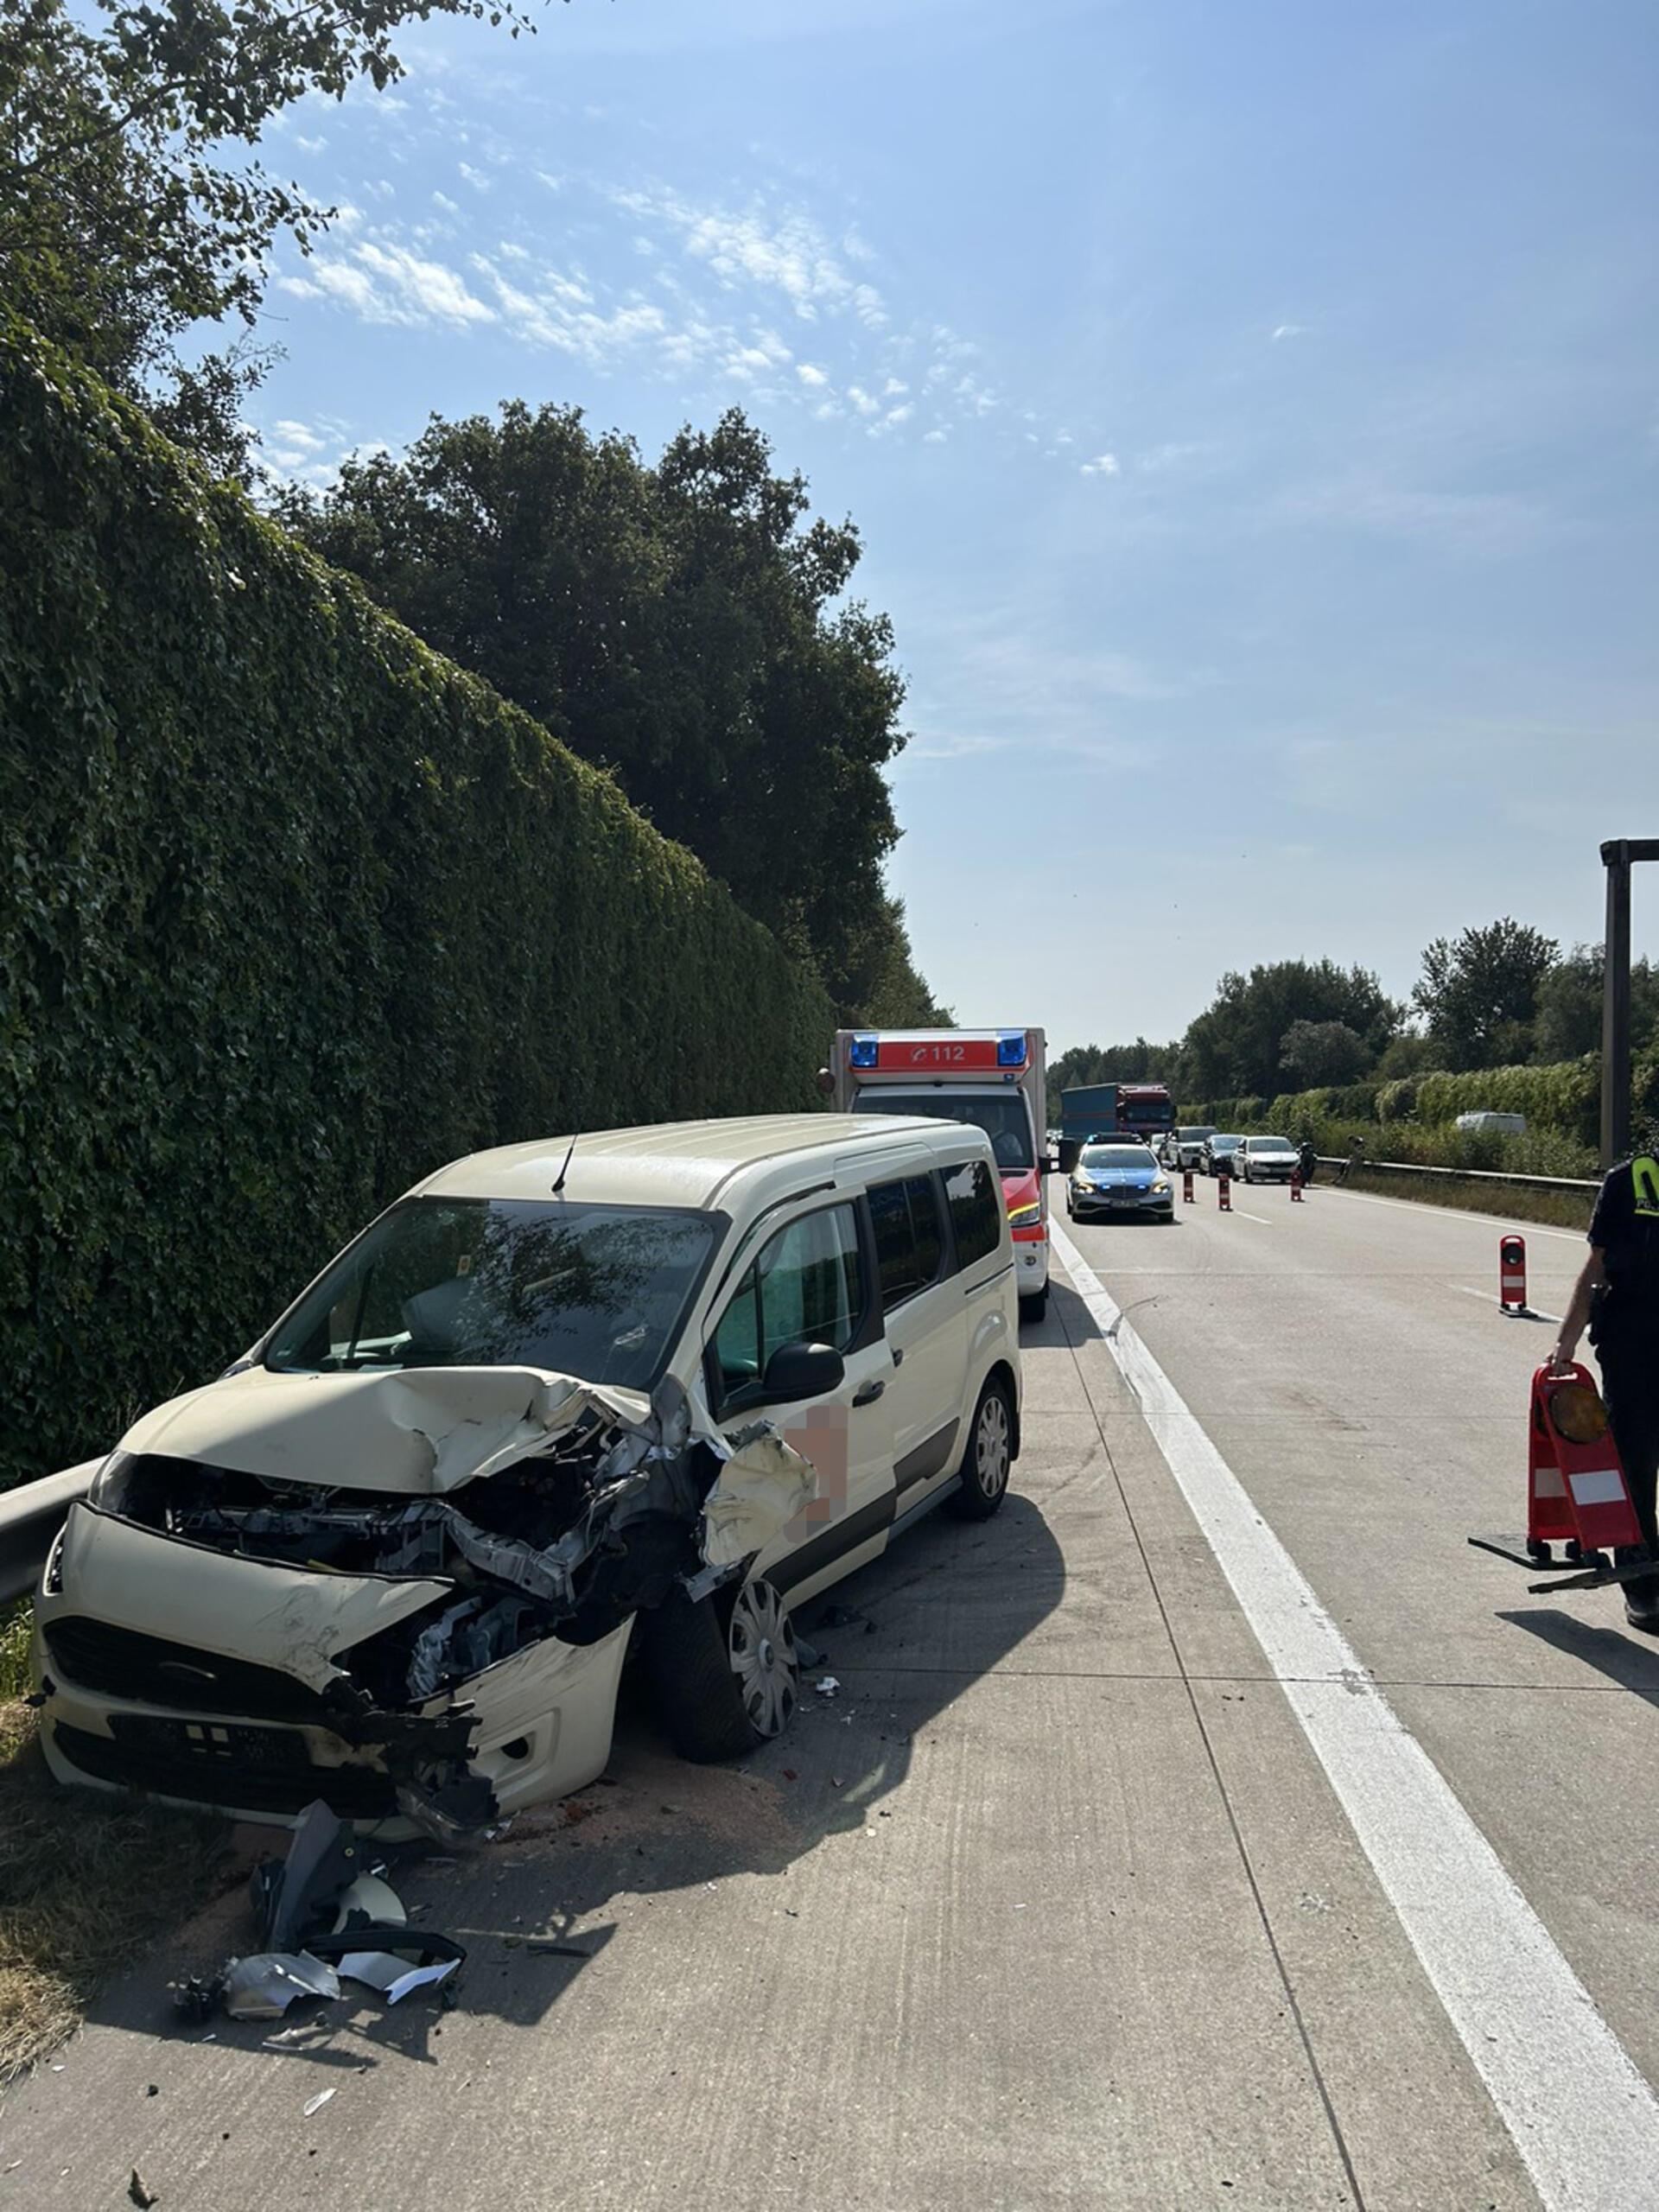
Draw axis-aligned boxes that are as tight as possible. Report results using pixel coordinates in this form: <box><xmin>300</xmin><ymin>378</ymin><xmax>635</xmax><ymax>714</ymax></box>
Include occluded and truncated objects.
<box><xmin>525</xmin><ymin>1939</ymin><xmax>595</xmax><ymax>1959</ymax></box>
<box><xmin>302</xmin><ymin>2088</ymin><xmax>336</xmax><ymax>2120</ymax></box>
<box><xmin>781</xmin><ymin>1769</ymin><xmax>798</xmax><ymax>1782</ymax></box>
<box><xmin>815</xmin><ymin>1676</ymin><xmax>840</xmax><ymax>1697</ymax></box>
<box><xmin>146</xmin><ymin>2084</ymin><xmax>159</xmax><ymax>2098</ymax></box>
<box><xmin>129</xmin><ymin>2171</ymin><xmax>159</xmax><ymax>2209</ymax></box>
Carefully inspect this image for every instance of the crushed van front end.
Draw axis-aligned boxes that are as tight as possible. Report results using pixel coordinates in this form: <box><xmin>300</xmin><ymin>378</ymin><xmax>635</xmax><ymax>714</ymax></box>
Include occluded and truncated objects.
<box><xmin>34</xmin><ymin>1363</ymin><xmax>816</xmax><ymax>1835</ymax></box>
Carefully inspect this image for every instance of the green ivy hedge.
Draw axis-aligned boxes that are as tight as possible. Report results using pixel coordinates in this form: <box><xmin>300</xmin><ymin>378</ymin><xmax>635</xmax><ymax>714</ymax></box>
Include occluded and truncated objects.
<box><xmin>0</xmin><ymin>320</ymin><xmax>835</xmax><ymax>1491</ymax></box>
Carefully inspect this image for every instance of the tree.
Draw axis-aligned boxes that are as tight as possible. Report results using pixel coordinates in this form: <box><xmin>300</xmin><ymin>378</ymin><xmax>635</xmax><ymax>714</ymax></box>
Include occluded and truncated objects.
<box><xmin>277</xmin><ymin>401</ymin><xmax>925</xmax><ymax>1019</ymax></box>
<box><xmin>1533</xmin><ymin>944</ymin><xmax>1659</xmax><ymax>1064</ymax></box>
<box><xmin>1178</xmin><ymin>960</ymin><xmax>1398</xmax><ymax>1101</ymax></box>
<box><xmin>1412</xmin><ymin>919</ymin><xmax>1558</xmax><ymax>1071</ymax></box>
<box><xmin>1277</xmin><ymin>1020</ymin><xmax>1371</xmax><ymax>1088</ymax></box>
<box><xmin>0</xmin><ymin>0</ymin><xmax>534</xmax><ymax>473</ymax></box>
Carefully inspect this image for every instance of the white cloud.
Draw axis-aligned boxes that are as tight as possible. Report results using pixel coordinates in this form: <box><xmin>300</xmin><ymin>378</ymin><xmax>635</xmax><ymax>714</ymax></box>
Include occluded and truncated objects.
<box><xmin>1081</xmin><ymin>452</ymin><xmax>1122</xmax><ymax>477</ymax></box>
<box><xmin>458</xmin><ymin>162</ymin><xmax>493</xmax><ymax>194</ymax></box>
<box><xmin>1271</xmin><ymin>322</ymin><xmax>1306</xmax><ymax>341</ymax></box>
<box><xmin>846</xmin><ymin>385</ymin><xmax>880</xmax><ymax>417</ymax></box>
<box><xmin>885</xmin><ymin>402</ymin><xmax>913</xmax><ymax>425</ymax></box>
<box><xmin>432</xmin><ymin>191</ymin><xmax>460</xmax><ymax>213</ymax></box>
<box><xmin>797</xmin><ymin>362</ymin><xmax>829</xmax><ymax>387</ymax></box>
<box><xmin>924</xmin><ymin>427</ymin><xmax>949</xmax><ymax>444</ymax></box>
<box><xmin>295</xmin><ymin>134</ymin><xmax>327</xmax><ymax>155</ymax></box>
<box><xmin>607</xmin><ymin>183</ymin><xmax>887</xmax><ymax>329</ymax></box>
<box><xmin>353</xmin><ymin>242</ymin><xmax>496</xmax><ymax>326</ymax></box>
<box><xmin>884</xmin><ymin>377</ymin><xmax>909</xmax><ymax>397</ymax></box>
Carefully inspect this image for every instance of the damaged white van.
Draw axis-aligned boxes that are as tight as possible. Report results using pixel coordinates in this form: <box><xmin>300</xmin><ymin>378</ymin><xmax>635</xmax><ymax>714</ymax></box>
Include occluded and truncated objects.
<box><xmin>35</xmin><ymin>1115</ymin><xmax>1021</xmax><ymax>1840</ymax></box>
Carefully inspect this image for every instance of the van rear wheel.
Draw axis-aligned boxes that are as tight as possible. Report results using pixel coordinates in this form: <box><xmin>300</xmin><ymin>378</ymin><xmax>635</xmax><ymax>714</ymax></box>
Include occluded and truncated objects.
<box><xmin>947</xmin><ymin>1379</ymin><xmax>1014</xmax><ymax>1521</ymax></box>
<box><xmin>645</xmin><ymin>1577</ymin><xmax>799</xmax><ymax>1762</ymax></box>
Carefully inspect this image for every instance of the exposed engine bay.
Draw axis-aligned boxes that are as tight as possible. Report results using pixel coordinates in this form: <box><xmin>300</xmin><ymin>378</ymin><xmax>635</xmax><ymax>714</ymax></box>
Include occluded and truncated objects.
<box><xmin>48</xmin><ymin>1366</ymin><xmax>818</xmax><ymax>1840</ymax></box>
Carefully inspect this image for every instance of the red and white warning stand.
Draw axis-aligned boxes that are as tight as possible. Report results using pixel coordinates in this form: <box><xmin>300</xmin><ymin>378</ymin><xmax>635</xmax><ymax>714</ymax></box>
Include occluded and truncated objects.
<box><xmin>1468</xmin><ymin>1364</ymin><xmax>1653</xmax><ymax>1593</ymax></box>
<box><xmin>1182</xmin><ymin>1169</ymin><xmax>1195</xmax><ymax>1204</ymax></box>
<box><xmin>1498</xmin><ymin>1234</ymin><xmax>1529</xmax><ymax>1315</ymax></box>
<box><xmin>1290</xmin><ymin>1170</ymin><xmax>1304</xmax><ymax>1202</ymax></box>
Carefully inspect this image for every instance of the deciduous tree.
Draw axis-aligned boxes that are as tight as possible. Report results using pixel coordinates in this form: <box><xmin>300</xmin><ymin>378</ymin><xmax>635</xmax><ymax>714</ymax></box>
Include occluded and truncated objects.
<box><xmin>0</xmin><ymin>0</ymin><xmax>535</xmax><ymax>472</ymax></box>
<box><xmin>1412</xmin><ymin>918</ymin><xmax>1558</xmax><ymax>1070</ymax></box>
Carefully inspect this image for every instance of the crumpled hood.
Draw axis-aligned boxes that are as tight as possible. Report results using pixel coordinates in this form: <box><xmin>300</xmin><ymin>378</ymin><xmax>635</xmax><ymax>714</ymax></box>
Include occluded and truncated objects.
<box><xmin>118</xmin><ymin>1364</ymin><xmax>653</xmax><ymax>1497</ymax></box>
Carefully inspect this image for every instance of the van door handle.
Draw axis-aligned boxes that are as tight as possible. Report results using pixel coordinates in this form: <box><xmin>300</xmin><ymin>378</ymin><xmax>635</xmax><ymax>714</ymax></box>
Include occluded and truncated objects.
<box><xmin>852</xmin><ymin>1379</ymin><xmax>886</xmax><ymax>1407</ymax></box>
<box><xmin>890</xmin><ymin>1347</ymin><xmax>904</xmax><ymax>1368</ymax></box>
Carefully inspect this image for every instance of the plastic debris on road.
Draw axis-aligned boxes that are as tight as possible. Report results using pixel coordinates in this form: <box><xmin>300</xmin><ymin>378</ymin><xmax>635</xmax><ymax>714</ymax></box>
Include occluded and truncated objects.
<box><xmin>222</xmin><ymin>1953</ymin><xmax>341</xmax><ymax>2021</ymax></box>
<box><xmin>302</xmin><ymin>2088</ymin><xmax>336</xmax><ymax>2119</ymax></box>
<box><xmin>815</xmin><ymin>1675</ymin><xmax>840</xmax><ymax>1697</ymax></box>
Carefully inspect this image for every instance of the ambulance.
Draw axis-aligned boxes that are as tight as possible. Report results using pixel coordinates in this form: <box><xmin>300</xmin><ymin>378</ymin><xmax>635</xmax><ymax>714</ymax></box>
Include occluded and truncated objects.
<box><xmin>825</xmin><ymin>1028</ymin><xmax>1052</xmax><ymax>1319</ymax></box>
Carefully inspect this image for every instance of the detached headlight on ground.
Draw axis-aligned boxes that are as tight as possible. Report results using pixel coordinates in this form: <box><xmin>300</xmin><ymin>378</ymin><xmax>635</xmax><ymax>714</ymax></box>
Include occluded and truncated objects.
<box><xmin>1008</xmin><ymin>1201</ymin><xmax>1044</xmax><ymax>1229</ymax></box>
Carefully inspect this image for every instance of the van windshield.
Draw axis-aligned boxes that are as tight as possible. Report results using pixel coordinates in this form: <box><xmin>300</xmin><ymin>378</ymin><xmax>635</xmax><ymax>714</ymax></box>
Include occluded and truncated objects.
<box><xmin>264</xmin><ymin>1198</ymin><xmax>719</xmax><ymax>1391</ymax></box>
<box><xmin>853</xmin><ymin>1089</ymin><xmax>1034</xmax><ymax>1172</ymax></box>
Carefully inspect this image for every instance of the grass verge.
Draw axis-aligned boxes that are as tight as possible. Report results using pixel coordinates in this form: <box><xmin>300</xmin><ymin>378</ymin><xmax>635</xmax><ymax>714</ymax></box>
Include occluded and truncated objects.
<box><xmin>1334</xmin><ymin>1166</ymin><xmax>1593</xmax><ymax>1233</ymax></box>
<box><xmin>0</xmin><ymin>1600</ymin><xmax>229</xmax><ymax>2081</ymax></box>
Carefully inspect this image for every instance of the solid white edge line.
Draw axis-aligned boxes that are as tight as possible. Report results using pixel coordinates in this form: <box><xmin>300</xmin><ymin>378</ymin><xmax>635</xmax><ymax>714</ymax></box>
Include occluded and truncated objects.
<box><xmin>1230</xmin><ymin>1208</ymin><xmax>1273</xmax><ymax>1225</ymax></box>
<box><xmin>1050</xmin><ymin>1219</ymin><xmax>1659</xmax><ymax>2212</ymax></box>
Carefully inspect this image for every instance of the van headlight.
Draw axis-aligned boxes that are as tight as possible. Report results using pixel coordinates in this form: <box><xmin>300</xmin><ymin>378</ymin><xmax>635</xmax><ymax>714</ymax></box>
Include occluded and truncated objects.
<box><xmin>1007</xmin><ymin>1202</ymin><xmax>1043</xmax><ymax>1230</ymax></box>
<box><xmin>86</xmin><ymin>1450</ymin><xmax>135</xmax><ymax>1511</ymax></box>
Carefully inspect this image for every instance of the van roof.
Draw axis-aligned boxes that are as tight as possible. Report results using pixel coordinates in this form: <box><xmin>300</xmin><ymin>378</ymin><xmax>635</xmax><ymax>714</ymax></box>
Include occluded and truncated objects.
<box><xmin>410</xmin><ymin>1113</ymin><xmax>988</xmax><ymax>1212</ymax></box>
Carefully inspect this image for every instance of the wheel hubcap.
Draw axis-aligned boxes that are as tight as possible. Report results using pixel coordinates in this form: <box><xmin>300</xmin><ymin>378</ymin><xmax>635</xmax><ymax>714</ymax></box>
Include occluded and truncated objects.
<box><xmin>729</xmin><ymin>1580</ymin><xmax>798</xmax><ymax>1738</ymax></box>
<box><xmin>976</xmin><ymin>1395</ymin><xmax>1011</xmax><ymax>1499</ymax></box>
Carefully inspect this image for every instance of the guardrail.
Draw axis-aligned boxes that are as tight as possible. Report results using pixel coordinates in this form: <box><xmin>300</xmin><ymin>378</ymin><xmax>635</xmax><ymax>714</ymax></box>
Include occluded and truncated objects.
<box><xmin>0</xmin><ymin>1459</ymin><xmax>99</xmax><ymax>1605</ymax></box>
<box><xmin>1313</xmin><ymin>1157</ymin><xmax>1598</xmax><ymax>1194</ymax></box>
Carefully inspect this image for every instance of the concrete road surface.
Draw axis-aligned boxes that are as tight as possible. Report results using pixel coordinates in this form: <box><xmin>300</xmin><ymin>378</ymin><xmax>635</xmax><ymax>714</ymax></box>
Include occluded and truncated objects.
<box><xmin>4</xmin><ymin>1183</ymin><xmax>1657</xmax><ymax>2210</ymax></box>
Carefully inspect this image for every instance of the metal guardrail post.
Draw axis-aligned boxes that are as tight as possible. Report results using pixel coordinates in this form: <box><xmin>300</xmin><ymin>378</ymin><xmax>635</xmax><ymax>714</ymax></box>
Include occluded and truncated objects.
<box><xmin>1600</xmin><ymin>836</ymin><xmax>1659</xmax><ymax>1170</ymax></box>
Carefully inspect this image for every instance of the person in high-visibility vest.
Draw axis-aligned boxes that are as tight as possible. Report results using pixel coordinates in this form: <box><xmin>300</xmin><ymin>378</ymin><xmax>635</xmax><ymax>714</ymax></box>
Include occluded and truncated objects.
<box><xmin>1548</xmin><ymin>1151</ymin><xmax>1659</xmax><ymax>1631</ymax></box>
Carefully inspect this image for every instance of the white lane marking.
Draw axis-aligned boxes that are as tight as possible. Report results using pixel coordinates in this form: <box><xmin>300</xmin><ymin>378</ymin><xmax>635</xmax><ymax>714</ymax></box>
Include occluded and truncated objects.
<box><xmin>1329</xmin><ymin>1185</ymin><xmax>1584</xmax><ymax>1243</ymax></box>
<box><xmin>1051</xmin><ymin>1218</ymin><xmax>1659</xmax><ymax>2212</ymax></box>
<box><xmin>1452</xmin><ymin>1285</ymin><xmax>1564</xmax><ymax>1325</ymax></box>
<box><xmin>1230</xmin><ymin>1208</ymin><xmax>1273</xmax><ymax>1225</ymax></box>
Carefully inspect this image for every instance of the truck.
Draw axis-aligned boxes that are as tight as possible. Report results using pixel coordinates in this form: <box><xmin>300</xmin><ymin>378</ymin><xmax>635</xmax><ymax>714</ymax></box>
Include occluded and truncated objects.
<box><xmin>1057</xmin><ymin>1082</ymin><xmax>1174</xmax><ymax>1171</ymax></box>
<box><xmin>825</xmin><ymin>1027</ymin><xmax>1052</xmax><ymax>1318</ymax></box>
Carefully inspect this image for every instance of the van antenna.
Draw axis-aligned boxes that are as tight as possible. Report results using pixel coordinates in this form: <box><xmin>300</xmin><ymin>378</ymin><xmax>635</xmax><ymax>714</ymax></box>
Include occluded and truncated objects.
<box><xmin>551</xmin><ymin>1135</ymin><xmax>576</xmax><ymax>1197</ymax></box>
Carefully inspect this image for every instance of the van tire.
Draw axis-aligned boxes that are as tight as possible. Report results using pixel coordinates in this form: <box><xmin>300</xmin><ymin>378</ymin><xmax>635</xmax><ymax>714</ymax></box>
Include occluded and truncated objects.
<box><xmin>947</xmin><ymin>1378</ymin><xmax>1015</xmax><ymax>1522</ymax></box>
<box><xmin>645</xmin><ymin>1578</ymin><xmax>799</xmax><ymax>1763</ymax></box>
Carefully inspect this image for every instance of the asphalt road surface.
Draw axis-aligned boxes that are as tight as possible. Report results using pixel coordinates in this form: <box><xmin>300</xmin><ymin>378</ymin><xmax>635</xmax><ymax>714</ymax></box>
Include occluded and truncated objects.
<box><xmin>5</xmin><ymin>1182</ymin><xmax>1657</xmax><ymax>2211</ymax></box>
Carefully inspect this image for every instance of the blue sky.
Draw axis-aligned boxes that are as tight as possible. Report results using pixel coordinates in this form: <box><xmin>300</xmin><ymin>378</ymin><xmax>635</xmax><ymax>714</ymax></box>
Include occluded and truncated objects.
<box><xmin>251</xmin><ymin>0</ymin><xmax>1659</xmax><ymax>1055</ymax></box>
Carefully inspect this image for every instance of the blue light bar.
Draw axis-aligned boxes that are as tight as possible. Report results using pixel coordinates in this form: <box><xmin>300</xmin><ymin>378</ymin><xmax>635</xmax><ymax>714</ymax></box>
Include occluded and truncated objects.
<box><xmin>996</xmin><ymin>1032</ymin><xmax>1027</xmax><ymax>1067</ymax></box>
<box><xmin>849</xmin><ymin>1035</ymin><xmax>880</xmax><ymax>1069</ymax></box>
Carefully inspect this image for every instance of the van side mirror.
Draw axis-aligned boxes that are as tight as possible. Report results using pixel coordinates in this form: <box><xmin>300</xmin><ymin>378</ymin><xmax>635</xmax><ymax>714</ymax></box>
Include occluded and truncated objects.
<box><xmin>761</xmin><ymin>1341</ymin><xmax>844</xmax><ymax>1403</ymax></box>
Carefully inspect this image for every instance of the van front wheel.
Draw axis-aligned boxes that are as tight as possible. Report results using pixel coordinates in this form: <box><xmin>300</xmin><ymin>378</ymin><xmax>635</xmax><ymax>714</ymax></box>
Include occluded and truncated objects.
<box><xmin>645</xmin><ymin>1578</ymin><xmax>799</xmax><ymax>1762</ymax></box>
<box><xmin>947</xmin><ymin>1379</ymin><xmax>1014</xmax><ymax>1522</ymax></box>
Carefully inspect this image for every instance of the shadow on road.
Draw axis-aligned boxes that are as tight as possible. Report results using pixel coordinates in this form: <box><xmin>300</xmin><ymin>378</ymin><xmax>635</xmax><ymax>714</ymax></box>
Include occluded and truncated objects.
<box><xmin>71</xmin><ymin>1483</ymin><xmax>1067</xmax><ymax>2073</ymax></box>
<box><xmin>1497</xmin><ymin>1607</ymin><xmax>1659</xmax><ymax>1707</ymax></box>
